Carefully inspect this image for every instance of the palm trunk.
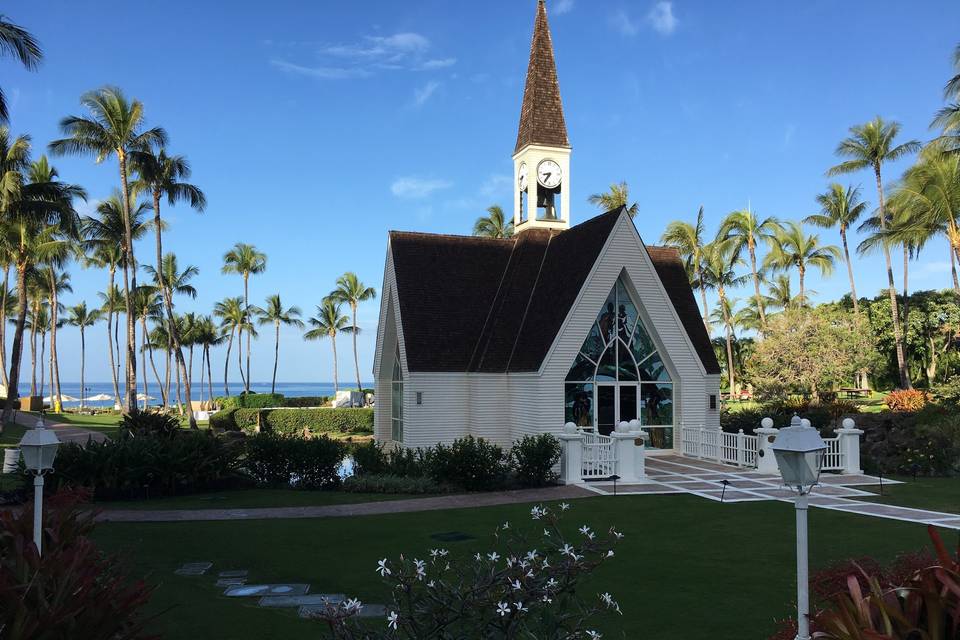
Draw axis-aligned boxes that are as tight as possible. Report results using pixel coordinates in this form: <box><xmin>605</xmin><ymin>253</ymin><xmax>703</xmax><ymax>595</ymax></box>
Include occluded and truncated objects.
<box><xmin>105</xmin><ymin>268</ymin><xmax>121</xmax><ymax>407</ymax></box>
<box><xmin>747</xmin><ymin>242</ymin><xmax>766</xmax><ymax>329</ymax></box>
<box><xmin>331</xmin><ymin>333</ymin><xmax>339</xmax><ymax>394</ymax></box>
<box><xmin>39</xmin><ymin>331</ymin><xmax>46</xmax><ymax>400</ymax></box>
<box><xmin>244</xmin><ymin>274</ymin><xmax>251</xmax><ymax>393</ymax></box>
<box><xmin>206</xmin><ymin>344</ymin><xmax>213</xmax><ymax>403</ymax></box>
<box><xmin>115</xmin><ymin>311</ymin><xmax>121</xmax><ymax>404</ymax></box>
<box><xmin>902</xmin><ymin>246</ymin><xmax>909</xmax><ymax>340</ymax></box>
<box><xmin>49</xmin><ymin>270</ymin><xmax>63</xmax><ymax>413</ymax></box>
<box><xmin>140</xmin><ymin>321</ymin><xmax>148</xmax><ymax>411</ymax></box>
<box><xmin>798</xmin><ymin>265</ymin><xmax>806</xmax><ymax>307</ymax></box>
<box><xmin>79</xmin><ymin>327</ymin><xmax>86</xmax><ymax>410</ymax></box>
<box><xmin>351</xmin><ymin>302</ymin><xmax>361</xmax><ymax>403</ymax></box>
<box><xmin>271</xmin><ymin>321</ymin><xmax>279</xmax><ymax>395</ymax></box>
<box><xmin>875</xmin><ymin>165</ymin><xmax>910</xmax><ymax>389</ymax></box>
<box><xmin>223</xmin><ymin>329</ymin><xmax>234</xmax><ymax>396</ymax></box>
<box><xmin>951</xmin><ymin>246</ymin><xmax>959</xmax><ymax>294</ymax></box>
<box><xmin>718</xmin><ymin>288</ymin><xmax>736</xmax><ymax>395</ymax></box>
<box><xmin>118</xmin><ymin>150</ymin><xmax>138</xmax><ymax>413</ymax></box>
<box><xmin>144</xmin><ymin>322</ymin><xmax>164</xmax><ymax>407</ymax></box>
<box><xmin>29</xmin><ymin>304</ymin><xmax>37</xmax><ymax>397</ymax></box>
<box><xmin>237</xmin><ymin>331</ymin><xmax>246</xmax><ymax>390</ymax></box>
<box><xmin>188</xmin><ymin>344</ymin><xmax>194</xmax><ymax>397</ymax></box>
<box><xmin>0</xmin><ymin>264</ymin><xmax>9</xmax><ymax>390</ymax></box>
<box><xmin>164</xmin><ymin>347</ymin><xmax>171</xmax><ymax>410</ymax></box>
<box><xmin>697</xmin><ymin>265</ymin><xmax>711</xmax><ymax>336</ymax></box>
<box><xmin>1</xmin><ymin>264</ymin><xmax>30</xmax><ymax>427</ymax></box>
<box><xmin>840</xmin><ymin>227</ymin><xmax>860</xmax><ymax>315</ymax></box>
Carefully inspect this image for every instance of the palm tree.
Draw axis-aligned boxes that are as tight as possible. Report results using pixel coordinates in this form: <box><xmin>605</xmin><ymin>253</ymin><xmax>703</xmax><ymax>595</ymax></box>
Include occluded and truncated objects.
<box><xmin>328</xmin><ymin>273</ymin><xmax>376</xmax><ymax>398</ymax></box>
<box><xmin>0</xmin><ymin>128</ymin><xmax>83</xmax><ymax>426</ymax></box>
<box><xmin>661</xmin><ymin>206</ymin><xmax>711</xmax><ymax>334</ymax></box>
<box><xmin>213</xmin><ymin>296</ymin><xmax>249</xmax><ymax>396</ymax></box>
<box><xmin>178</xmin><ymin>312</ymin><xmax>200</xmax><ymax>400</ymax></box>
<box><xmin>98</xmin><ymin>284</ymin><xmax>124</xmax><ymax>408</ymax></box>
<box><xmin>827</xmin><ymin>117</ymin><xmax>921</xmax><ymax>389</ymax></box>
<box><xmin>49</xmin><ymin>86</ymin><xmax>167</xmax><ymax>412</ymax></box>
<box><xmin>131</xmin><ymin>148</ymin><xmax>205</xmax><ymax>425</ymax></box>
<box><xmin>221</xmin><ymin>243</ymin><xmax>266</xmax><ymax>393</ymax></box>
<box><xmin>763</xmin><ymin>221</ymin><xmax>840</xmax><ymax>307</ymax></box>
<box><xmin>66</xmin><ymin>302</ymin><xmax>99</xmax><ymax>409</ymax></box>
<box><xmin>806</xmin><ymin>183</ymin><xmax>868</xmax><ymax>315</ymax></box>
<box><xmin>193</xmin><ymin>315</ymin><xmax>222</xmax><ymax>403</ymax></box>
<box><xmin>763</xmin><ymin>274</ymin><xmax>811</xmax><ymax>313</ymax></box>
<box><xmin>931</xmin><ymin>44</ymin><xmax>960</xmax><ymax>154</ymax></box>
<box><xmin>132</xmin><ymin>285</ymin><xmax>163</xmax><ymax>410</ymax></box>
<box><xmin>37</xmin><ymin>264</ymin><xmax>71</xmax><ymax>412</ymax></box>
<box><xmin>473</xmin><ymin>205</ymin><xmax>514</xmax><ymax>238</ymax></box>
<box><xmin>0</xmin><ymin>16</ymin><xmax>42</xmax><ymax>123</ymax></box>
<box><xmin>588</xmin><ymin>182</ymin><xmax>638</xmax><ymax>217</ymax></box>
<box><xmin>304</xmin><ymin>300</ymin><xmax>352</xmax><ymax>395</ymax></box>
<box><xmin>718</xmin><ymin>207</ymin><xmax>779</xmax><ymax>331</ymax></box>
<box><xmin>256</xmin><ymin>294</ymin><xmax>303</xmax><ymax>395</ymax></box>
<box><xmin>701</xmin><ymin>240</ymin><xmax>747</xmax><ymax>394</ymax></box>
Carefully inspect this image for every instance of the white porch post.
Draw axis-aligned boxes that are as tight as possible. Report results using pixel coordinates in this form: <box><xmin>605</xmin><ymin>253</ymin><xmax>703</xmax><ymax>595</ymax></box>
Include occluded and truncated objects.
<box><xmin>612</xmin><ymin>420</ymin><xmax>645</xmax><ymax>483</ymax></box>
<box><xmin>835</xmin><ymin>418</ymin><xmax>864</xmax><ymax>475</ymax></box>
<box><xmin>559</xmin><ymin>423</ymin><xmax>584</xmax><ymax>485</ymax></box>
<box><xmin>754</xmin><ymin>417</ymin><xmax>780</xmax><ymax>475</ymax></box>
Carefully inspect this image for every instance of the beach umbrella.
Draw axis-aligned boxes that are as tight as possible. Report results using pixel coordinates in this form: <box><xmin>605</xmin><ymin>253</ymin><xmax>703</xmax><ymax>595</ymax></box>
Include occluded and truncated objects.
<box><xmin>86</xmin><ymin>393</ymin><xmax>114</xmax><ymax>402</ymax></box>
<box><xmin>42</xmin><ymin>394</ymin><xmax>79</xmax><ymax>402</ymax></box>
<box><xmin>136</xmin><ymin>393</ymin><xmax>155</xmax><ymax>401</ymax></box>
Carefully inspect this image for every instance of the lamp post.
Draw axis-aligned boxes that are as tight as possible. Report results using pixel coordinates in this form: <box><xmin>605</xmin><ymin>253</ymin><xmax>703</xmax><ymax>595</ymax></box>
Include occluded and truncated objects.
<box><xmin>18</xmin><ymin>412</ymin><xmax>61</xmax><ymax>556</ymax></box>
<box><xmin>771</xmin><ymin>416</ymin><xmax>826</xmax><ymax>640</ymax></box>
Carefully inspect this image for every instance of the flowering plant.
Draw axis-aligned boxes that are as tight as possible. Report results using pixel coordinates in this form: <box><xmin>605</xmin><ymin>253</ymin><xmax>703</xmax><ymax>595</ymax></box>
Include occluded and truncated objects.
<box><xmin>313</xmin><ymin>502</ymin><xmax>623</xmax><ymax>639</ymax></box>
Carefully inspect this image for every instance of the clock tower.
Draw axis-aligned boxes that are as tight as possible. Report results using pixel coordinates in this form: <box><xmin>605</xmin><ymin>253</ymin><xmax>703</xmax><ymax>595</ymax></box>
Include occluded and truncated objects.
<box><xmin>513</xmin><ymin>0</ymin><xmax>571</xmax><ymax>234</ymax></box>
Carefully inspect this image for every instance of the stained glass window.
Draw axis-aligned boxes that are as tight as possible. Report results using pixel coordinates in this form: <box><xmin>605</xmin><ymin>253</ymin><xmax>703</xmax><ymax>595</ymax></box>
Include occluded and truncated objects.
<box><xmin>391</xmin><ymin>350</ymin><xmax>403</xmax><ymax>442</ymax></box>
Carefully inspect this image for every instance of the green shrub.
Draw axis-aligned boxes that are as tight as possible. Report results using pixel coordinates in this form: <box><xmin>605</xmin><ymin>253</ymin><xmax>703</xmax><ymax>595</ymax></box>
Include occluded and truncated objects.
<box><xmin>720</xmin><ymin>400</ymin><xmax>854</xmax><ymax>435</ymax></box>
<box><xmin>209</xmin><ymin>408</ymin><xmax>238</xmax><ymax>431</ymax></box>
<box><xmin>118</xmin><ymin>410</ymin><xmax>180</xmax><ymax>438</ymax></box>
<box><xmin>341</xmin><ymin>474</ymin><xmax>449</xmax><ymax>494</ymax></box>
<box><xmin>510</xmin><ymin>434</ymin><xmax>561</xmax><ymax>487</ymax></box>
<box><xmin>242</xmin><ymin>432</ymin><xmax>346</xmax><ymax>489</ymax></box>
<box><xmin>226</xmin><ymin>408</ymin><xmax>375</xmax><ymax>436</ymax></box>
<box><xmin>233</xmin><ymin>408</ymin><xmax>263</xmax><ymax>432</ymax></box>
<box><xmin>43</xmin><ymin>432</ymin><xmax>243</xmax><ymax>500</ymax></box>
<box><xmin>931</xmin><ymin>376</ymin><xmax>960</xmax><ymax>408</ymax></box>
<box><xmin>424</xmin><ymin>436</ymin><xmax>511</xmax><ymax>491</ymax></box>
<box><xmin>857</xmin><ymin>407</ymin><xmax>960</xmax><ymax>476</ymax></box>
<box><xmin>884</xmin><ymin>389</ymin><xmax>929</xmax><ymax>412</ymax></box>
<box><xmin>350</xmin><ymin>441</ymin><xmax>428</xmax><ymax>477</ymax></box>
<box><xmin>281</xmin><ymin>396</ymin><xmax>330</xmax><ymax>407</ymax></box>
<box><xmin>350</xmin><ymin>440</ymin><xmax>388</xmax><ymax>475</ymax></box>
<box><xmin>217</xmin><ymin>392</ymin><xmax>284</xmax><ymax>410</ymax></box>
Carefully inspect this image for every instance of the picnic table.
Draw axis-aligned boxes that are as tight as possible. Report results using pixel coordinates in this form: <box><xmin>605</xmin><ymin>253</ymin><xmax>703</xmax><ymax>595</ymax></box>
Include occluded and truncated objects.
<box><xmin>839</xmin><ymin>387</ymin><xmax>872</xmax><ymax>399</ymax></box>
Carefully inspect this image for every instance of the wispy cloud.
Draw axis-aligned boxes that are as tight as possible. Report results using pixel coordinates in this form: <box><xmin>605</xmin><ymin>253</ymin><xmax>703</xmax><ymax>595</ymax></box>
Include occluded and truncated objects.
<box><xmin>391</xmin><ymin>177</ymin><xmax>453</xmax><ymax>199</ymax></box>
<box><xmin>647</xmin><ymin>1</ymin><xmax>678</xmax><ymax>35</ymax></box>
<box><xmin>480</xmin><ymin>174</ymin><xmax>512</xmax><ymax>198</ymax></box>
<box><xmin>554</xmin><ymin>0</ymin><xmax>575</xmax><ymax>15</ymax></box>
<box><xmin>611</xmin><ymin>9</ymin><xmax>639</xmax><ymax>36</ymax></box>
<box><xmin>270</xmin><ymin>32</ymin><xmax>455</xmax><ymax>80</ymax></box>
<box><xmin>413</xmin><ymin>81</ymin><xmax>440</xmax><ymax>107</ymax></box>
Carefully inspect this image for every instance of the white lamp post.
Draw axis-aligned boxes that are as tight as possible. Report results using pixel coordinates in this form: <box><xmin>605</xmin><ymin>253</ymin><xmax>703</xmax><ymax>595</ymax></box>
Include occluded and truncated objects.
<box><xmin>771</xmin><ymin>415</ymin><xmax>826</xmax><ymax>640</ymax></box>
<box><xmin>18</xmin><ymin>413</ymin><xmax>61</xmax><ymax>556</ymax></box>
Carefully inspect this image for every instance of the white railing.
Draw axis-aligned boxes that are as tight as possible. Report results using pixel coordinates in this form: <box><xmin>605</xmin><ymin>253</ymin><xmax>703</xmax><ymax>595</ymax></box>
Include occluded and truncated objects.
<box><xmin>580</xmin><ymin>430</ymin><xmax>617</xmax><ymax>479</ymax></box>
<box><xmin>822</xmin><ymin>436</ymin><xmax>843</xmax><ymax>471</ymax></box>
<box><xmin>720</xmin><ymin>429</ymin><xmax>758</xmax><ymax>467</ymax></box>
<box><xmin>683</xmin><ymin>425</ymin><xmax>757</xmax><ymax>468</ymax></box>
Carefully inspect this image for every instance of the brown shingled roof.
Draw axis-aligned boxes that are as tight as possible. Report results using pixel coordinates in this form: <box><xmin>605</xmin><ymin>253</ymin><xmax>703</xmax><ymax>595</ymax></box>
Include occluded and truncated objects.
<box><xmin>514</xmin><ymin>0</ymin><xmax>570</xmax><ymax>154</ymax></box>
<box><xmin>389</xmin><ymin>210</ymin><xmax>721</xmax><ymax>375</ymax></box>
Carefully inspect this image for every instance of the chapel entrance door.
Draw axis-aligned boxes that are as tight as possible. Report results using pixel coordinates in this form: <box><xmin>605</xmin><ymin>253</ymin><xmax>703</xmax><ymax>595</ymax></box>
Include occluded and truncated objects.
<box><xmin>597</xmin><ymin>385</ymin><xmax>616</xmax><ymax>436</ymax></box>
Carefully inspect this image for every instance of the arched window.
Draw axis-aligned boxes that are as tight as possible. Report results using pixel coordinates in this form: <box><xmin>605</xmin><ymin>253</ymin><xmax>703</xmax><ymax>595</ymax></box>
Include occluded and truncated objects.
<box><xmin>391</xmin><ymin>350</ymin><xmax>403</xmax><ymax>442</ymax></box>
<box><xmin>564</xmin><ymin>277</ymin><xmax>674</xmax><ymax>447</ymax></box>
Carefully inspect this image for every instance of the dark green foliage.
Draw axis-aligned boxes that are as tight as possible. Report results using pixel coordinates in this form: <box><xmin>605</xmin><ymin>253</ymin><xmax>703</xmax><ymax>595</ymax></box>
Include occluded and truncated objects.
<box><xmin>209</xmin><ymin>408</ymin><xmax>238</xmax><ymax>431</ymax></box>
<box><xmin>511</xmin><ymin>434</ymin><xmax>561</xmax><ymax>487</ymax></box>
<box><xmin>42</xmin><ymin>432</ymin><xmax>243</xmax><ymax>500</ymax></box>
<box><xmin>242</xmin><ymin>432</ymin><xmax>346</xmax><ymax>490</ymax></box>
<box><xmin>0</xmin><ymin>489</ymin><xmax>155</xmax><ymax>640</ymax></box>
<box><xmin>208</xmin><ymin>407</ymin><xmax>373</xmax><ymax>436</ymax></box>
<box><xmin>341</xmin><ymin>474</ymin><xmax>448</xmax><ymax>494</ymax></box>
<box><xmin>216</xmin><ymin>392</ymin><xmax>285</xmax><ymax>410</ymax></box>
<box><xmin>281</xmin><ymin>396</ymin><xmax>330</xmax><ymax>407</ymax></box>
<box><xmin>423</xmin><ymin>436</ymin><xmax>511</xmax><ymax>492</ymax></box>
<box><xmin>858</xmin><ymin>407</ymin><xmax>960</xmax><ymax>476</ymax></box>
<box><xmin>931</xmin><ymin>376</ymin><xmax>960</xmax><ymax>407</ymax></box>
<box><xmin>118</xmin><ymin>411</ymin><xmax>180</xmax><ymax>438</ymax></box>
<box><xmin>350</xmin><ymin>441</ymin><xmax>428</xmax><ymax>478</ymax></box>
<box><xmin>721</xmin><ymin>400</ymin><xmax>858</xmax><ymax>435</ymax></box>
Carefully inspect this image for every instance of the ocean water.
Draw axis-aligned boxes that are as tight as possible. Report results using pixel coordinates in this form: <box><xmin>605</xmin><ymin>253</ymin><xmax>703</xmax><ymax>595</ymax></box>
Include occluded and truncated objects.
<box><xmin>12</xmin><ymin>381</ymin><xmax>373</xmax><ymax>408</ymax></box>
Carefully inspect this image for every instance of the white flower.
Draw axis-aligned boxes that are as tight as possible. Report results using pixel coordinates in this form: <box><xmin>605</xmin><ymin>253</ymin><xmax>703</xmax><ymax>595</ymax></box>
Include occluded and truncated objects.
<box><xmin>429</xmin><ymin>549</ymin><xmax>440</xmax><ymax>558</ymax></box>
<box><xmin>541</xmin><ymin>558</ymin><xmax>551</xmax><ymax>569</ymax></box>
<box><xmin>526</xmin><ymin>550</ymin><xmax>538</xmax><ymax>561</ymax></box>
<box><xmin>345</xmin><ymin>598</ymin><xmax>363</xmax><ymax>612</ymax></box>
<box><xmin>543</xmin><ymin>528</ymin><xmax>551</xmax><ymax>536</ymax></box>
<box><xmin>579</xmin><ymin>525</ymin><xmax>591</xmax><ymax>536</ymax></box>
<box><xmin>542</xmin><ymin>595</ymin><xmax>553</xmax><ymax>603</ymax></box>
<box><xmin>531</xmin><ymin>506</ymin><xmax>544</xmax><ymax>520</ymax></box>
<box><xmin>514</xmin><ymin>601</ymin><xmax>529</xmax><ymax>613</ymax></box>
<box><xmin>475</xmin><ymin>553</ymin><xmax>483</xmax><ymax>562</ymax></box>
<box><xmin>387</xmin><ymin>611</ymin><xmax>399</xmax><ymax>629</ymax></box>
<box><xmin>586</xmin><ymin>631</ymin><xmax>602</xmax><ymax>639</ymax></box>
<box><xmin>561</xmin><ymin>543</ymin><xmax>576</xmax><ymax>558</ymax></box>
<box><xmin>376</xmin><ymin>559</ymin><xmax>391</xmax><ymax>576</ymax></box>
<box><xmin>606</xmin><ymin>550</ymin><xmax>615</xmax><ymax>558</ymax></box>
<box><xmin>496</xmin><ymin>602</ymin><xmax>511</xmax><ymax>617</ymax></box>
<box><xmin>546</xmin><ymin>577</ymin><xmax>559</xmax><ymax>589</ymax></box>
<box><xmin>414</xmin><ymin>559</ymin><xmax>426</xmax><ymax>581</ymax></box>
<box><xmin>600</xmin><ymin>593</ymin><xmax>622</xmax><ymax>614</ymax></box>
<box><xmin>611</xmin><ymin>529</ymin><xmax>624</xmax><ymax>539</ymax></box>
<box><xmin>526</xmin><ymin>570</ymin><xmax>535</xmax><ymax>578</ymax></box>
<box><xmin>501</xmin><ymin>521</ymin><xmax>510</xmax><ymax>530</ymax></box>
<box><xmin>509</xmin><ymin>578</ymin><xmax>523</xmax><ymax>590</ymax></box>
<box><xmin>427</xmin><ymin>580</ymin><xmax>436</xmax><ymax>588</ymax></box>
<box><xmin>488</xmin><ymin>552</ymin><xmax>500</xmax><ymax>562</ymax></box>
<box><xmin>560</xmin><ymin>502</ymin><xmax>571</xmax><ymax>511</ymax></box>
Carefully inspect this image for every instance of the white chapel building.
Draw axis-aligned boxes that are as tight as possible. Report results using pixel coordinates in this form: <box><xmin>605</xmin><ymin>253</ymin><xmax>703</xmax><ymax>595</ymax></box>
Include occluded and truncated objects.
<box><xmin>373</xmin><ymin>0</ymin><xmax>721</xmax><ymax>453</ymax></box>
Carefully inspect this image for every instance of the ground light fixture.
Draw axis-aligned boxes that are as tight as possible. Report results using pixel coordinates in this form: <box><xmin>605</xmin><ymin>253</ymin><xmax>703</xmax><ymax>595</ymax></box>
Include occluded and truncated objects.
<box><xmin>771</xmin><ymin>415</ymin><xmax>827</xmax><ymax>640</ymax></box>
<box><xmin>18</xmin><ymin>412</ymin><xmax>61</xmax><ymax>556</ymax></box>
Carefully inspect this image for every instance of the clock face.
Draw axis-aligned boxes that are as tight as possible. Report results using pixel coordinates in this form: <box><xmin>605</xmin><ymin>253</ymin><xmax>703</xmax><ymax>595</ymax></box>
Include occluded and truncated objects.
<box><xmin>537</xmin><ymin>159</ymin><xmax>562</xmax><ymax>189</ymax></box>
<box><xmin>518</xmin><ymin>162</ymin><xmax>528</xmax><ymax>191</ymax></box>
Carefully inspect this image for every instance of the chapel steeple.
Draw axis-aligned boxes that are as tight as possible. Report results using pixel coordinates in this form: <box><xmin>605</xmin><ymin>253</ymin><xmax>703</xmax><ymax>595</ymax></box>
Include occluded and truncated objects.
<box><xmin>513</xmin><ymin>0</ymin><xmax>572</xmax><ymax>234</ymax></box>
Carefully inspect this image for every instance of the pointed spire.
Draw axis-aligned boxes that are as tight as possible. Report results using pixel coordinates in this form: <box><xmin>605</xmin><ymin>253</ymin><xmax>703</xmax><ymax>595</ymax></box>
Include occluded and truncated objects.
<box><xmin>514</xmin><ymin>0</ymin><xmax>569</xmax><ymax>154</ymax></box>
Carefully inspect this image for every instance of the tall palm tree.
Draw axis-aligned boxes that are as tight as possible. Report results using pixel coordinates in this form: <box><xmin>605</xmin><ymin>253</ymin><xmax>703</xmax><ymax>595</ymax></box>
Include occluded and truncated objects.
<box><xmin>0</xmin><ymin>235</ymin><xmax>12</xmax><ymax>390</ymax></box>
<box><xmin>931</xmin><ymin>44</ymin><xmax>960</xmax><ymax>154</ymax></box>
<box><xmin>98</xmin><ymin>284</ymin><xmax>124</xmax><ymax>408</ymax></box>
<box><xmin>213</xmin><ymin>296</ymin><xmax>249</xmax><ymax>396</ymax></box>
<box><xmin>719</xmin><ymin>207</ymin><xmax>779</xmax><ymax>331</ymax></box>
<box><xmin>472</xmin><ymin>205</ymin><xmax>514</xmax><ymax>238</ymax></box>
<box><xmin>587</xmin><ymin>182</ymin><xmax>639</xmax><ymax>217</ymax></box>
<box><xmin>763</xmin><ymin>274</ymin><xmax>810</xmax><ymax>313</ymax></box>
<box><xmin>701</xmin><ymin>240</ymin><xmax>747</xmax><ymax>395</ymax></box>
<box><xmin>177</xmin><ymin>312</ymin><xmax>200</xmax><ymax>400</ymax></box>
<box><xmin>132</xmin><ymin>285</ymin><xmax>163</xmax><ymax>410</ymax></box>
<box><xmin>763</xmin><ymin>221</ymin><xmax>840</xmax><ymax>307</ymax></box>
<box><xmin>256</xmin><ymin>294</ymin><xmax>303</xmax><ymax>395</ymax></box>
<box><xmin>66</xmin><ymin>302</ymin><xmax>99</xmax><ymax>409</ymax></box>
<box><xmin>221</xmin><ymin>243</ymin><xmax>266</xmax><ymax>393</ymax></box>
<box><xmin>328</xmin><ymin>273</ymin><xmax>376</xmax><ymax>399</ymax></box>
<box><xmin>49</xmin><ymin>86</ymin><xmax>167</xmax><ymax>412</ymax></box>
<box><xmin>0</xmin><ymin>16</ymin><xmax>42</xmax><ymax>123</ymax></box>
<box><xmin>0</xmin><ymin>128</ymin><xmax>83</xmax><ymax>426</ymax></box>
<box><xmin>806</xmin><ymin>183</ymin><xmax>868</xmax><ymax>315</ymax></box>
<box><xmin>193</xmin><ymin>315</ymin><xmax>222</xmax><ymax>403</ymax></box>
<box><xmin>37</xmin><ymin>264</ymin><xmax>70</xmax><ymax>412</ymax></box>
<box><xmin>661</xmin><ymin>206</ymin><xmax>711</xmax><ymax>334</ymax></box>
<box><xmin>827</xmin><ymin>117</ymin><xmax>921</xmax><ymax>389</ymax></box>
<box><xmin>304</xmin><ymin>300</ymin><xmax>352</xmax><ymax>395</ymax></box>
<box><xmin>131</xmin><ymin>148</ymin><xmax>205</xmax><ymax>425</ymax></box>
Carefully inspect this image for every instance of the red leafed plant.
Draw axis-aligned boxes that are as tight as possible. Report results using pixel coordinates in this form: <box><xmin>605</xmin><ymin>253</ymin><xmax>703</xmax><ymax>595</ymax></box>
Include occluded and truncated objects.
<box><xmin>883</xmin><ymin>389</ymin><xmax>929</xmax><ymax>412</ymax></box>
<box><xmin>0</xmin><ymin>488</ymin><xmax>157</xmax><ymax>640</ymax></box>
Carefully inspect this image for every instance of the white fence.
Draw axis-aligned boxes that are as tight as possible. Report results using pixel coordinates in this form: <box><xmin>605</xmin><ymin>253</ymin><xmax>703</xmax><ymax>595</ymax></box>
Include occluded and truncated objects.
<box><xmin>822</xmin><ymin>436</ymin><xmax>843</xmax><ymax>471</ymax></box>
<box><xmin>580</xmin><ymin>430</ymin><xmax>617</xmax><ymax>479</ymax></box>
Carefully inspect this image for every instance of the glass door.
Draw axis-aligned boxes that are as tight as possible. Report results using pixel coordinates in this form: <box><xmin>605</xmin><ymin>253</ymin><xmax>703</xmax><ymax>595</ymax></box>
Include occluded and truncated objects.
<box><xmin>596</xmin><ymin>385</ymin><xmax>616</xmax><ymax>436</ymax></box>
<box><xmin>618</xmin><ymin>384</ymin><xmax>638</xmax><ymax>425</ymax></box>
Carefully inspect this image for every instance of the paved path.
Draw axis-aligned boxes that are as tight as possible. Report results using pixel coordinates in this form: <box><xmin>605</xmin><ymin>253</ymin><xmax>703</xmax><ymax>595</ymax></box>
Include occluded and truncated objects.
<box><xmin>95</xmin><ymin>485</ymin><xmax>596</xmax><ymax>523</ymax></box>
<box><xmin>13</xmin><ymin>411</ymin><xmax>108</xmax><ymax>445</ymax></box>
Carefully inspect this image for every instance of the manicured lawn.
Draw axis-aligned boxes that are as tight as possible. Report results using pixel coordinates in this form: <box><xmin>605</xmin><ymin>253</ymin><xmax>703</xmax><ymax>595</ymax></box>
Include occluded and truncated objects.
<box><xmin>31</xmin><ymin>411</ymin><xmax>210</xmax><ymax>438</ymax></box>
<box><xmin>724</xmin><ymin>390</ymin><xmax>890</xmax><ymax>414</ymax></box>
<box><xmin>100</xmin><ymin>489</ymin><xmax>422</xmax><ymax>511</ymax></box>
<box><xmin>0</xmin><ymin>422</ymin><xmax>25</xmax><ymax>449</ymax></box>
<box><xmin>860</xmin><ymin>475</ymin><xmax>960</xmax><ymax>513</ymax></box>
<box><xmin>92</xmin><ymin>494</ymin><xmax>943</xmax><ymax>640</ymax></box>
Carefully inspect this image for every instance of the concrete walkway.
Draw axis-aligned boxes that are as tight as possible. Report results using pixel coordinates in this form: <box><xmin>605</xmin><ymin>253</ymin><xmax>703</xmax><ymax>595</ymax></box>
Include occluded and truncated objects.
<box><xmin>95</xmin><ymin>485</ymin><xmax>596</xmax><ymax>523</ymax></box>
<box><xmin>13</xmin><ymin>411</ymin><xmax>108</xmax><ymax>445</ymax></box>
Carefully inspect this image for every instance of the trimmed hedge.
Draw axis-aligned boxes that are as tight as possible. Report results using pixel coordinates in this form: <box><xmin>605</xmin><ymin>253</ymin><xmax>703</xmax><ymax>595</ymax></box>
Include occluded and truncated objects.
<box><xmin>217</xmin><ymin>393</ymin><xmax>284</xmax><ymax>410</ymax></box>
<box><xmin>281</xmin><ymin>396</ymin><xmax>330</xmax><ymax>407</ymax></box>
<box><xmin>209</xmin><ymin>407</ymin><xmax>374</xmax><ymax>436</ymax></box>
<box><xmin>242</xmin><ymin>432</ymin><xmax>346</xmax><ymax>489</ymax></box>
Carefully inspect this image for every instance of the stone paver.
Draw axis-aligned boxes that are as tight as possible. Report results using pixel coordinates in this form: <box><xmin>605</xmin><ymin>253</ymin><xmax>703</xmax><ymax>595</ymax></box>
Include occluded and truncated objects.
<box><xmin>96</xmin><ymin>485</ymin><xmax>595</xmax><ymax>523</ymax></box>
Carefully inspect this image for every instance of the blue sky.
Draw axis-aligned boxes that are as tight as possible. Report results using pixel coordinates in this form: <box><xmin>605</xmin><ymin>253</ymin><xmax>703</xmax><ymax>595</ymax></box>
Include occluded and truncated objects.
<box><xmin>5</xmin><ymin>0</ymin><xmax>960</xmax><ymax>384</ymax></box>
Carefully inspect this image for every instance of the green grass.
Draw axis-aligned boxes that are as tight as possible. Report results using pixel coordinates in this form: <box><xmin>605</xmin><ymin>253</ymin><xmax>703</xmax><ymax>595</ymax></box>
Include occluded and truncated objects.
<box><xmin>91</xmin><ymin>494</ymin><xmax>948</xmax><ymax>640</ymax></box>
<box><xmin>724</xmin><ymin>390</ymin><xmax>891</xmax><ymax>414</ymax></box>
<box><xmin>859</xmin><ymin>475</ymin><xmax>960</xmax><ymax>513</ymax></box>
<box><xmin>0</xmin><ymin>422</ymin><xmax>26</xmax><ymax>449</ymax></box>
<box><xmin>100</xmin><ymin>489</ymin><xmax>422</xmax><ymax>511</ymax></box>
